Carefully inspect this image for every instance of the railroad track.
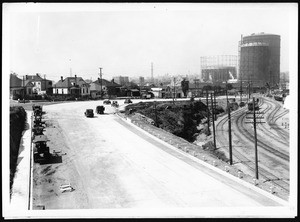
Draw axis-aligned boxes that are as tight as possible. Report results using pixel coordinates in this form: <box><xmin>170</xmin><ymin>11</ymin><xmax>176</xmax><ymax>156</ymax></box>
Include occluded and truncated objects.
<box><xmin>235</xmin><ymin>108</ymin><xmax>289</xmax><ymax>162</ymax></box>
<box><xmin>215</xmin><ymin>102</ymin><xmax>289</xmax><ymax>193</ymax></box>
<box><xmin>261</xmin><ymin>98</ymin><xmax>289</xmax><ymax>142</ymax></box>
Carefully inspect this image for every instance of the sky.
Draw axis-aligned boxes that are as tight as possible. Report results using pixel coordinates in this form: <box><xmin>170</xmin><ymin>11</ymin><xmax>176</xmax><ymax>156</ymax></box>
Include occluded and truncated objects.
<box><xmin>3</xmin><ymin>3</ymin><xmax>298</xmax><ymax>81</ymax></box>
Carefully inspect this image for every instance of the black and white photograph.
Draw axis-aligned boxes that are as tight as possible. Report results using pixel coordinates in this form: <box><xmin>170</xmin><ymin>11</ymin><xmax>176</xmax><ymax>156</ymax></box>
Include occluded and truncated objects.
<box><xmin>2</xmin><ymin>2</ymin><xmax>298</xmax><ymax>218</ymax></box>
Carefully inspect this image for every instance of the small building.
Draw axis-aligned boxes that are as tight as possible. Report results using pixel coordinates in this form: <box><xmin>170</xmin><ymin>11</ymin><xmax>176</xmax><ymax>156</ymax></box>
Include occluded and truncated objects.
<box><xmin>90</xmin><ymin>78</ymin><xmax>121</xmax><ymax>99</ymax></box>
<box><xmin>128</xmin><ymin>89</ymin><xmax>140</xmax><ymax>97</ymax></box>
<box><xmin>53</xmin><ymin>75</ymin><xmax>90</xmax><ymax>98</ymax></box>
<box><xmin>150</xmin><ymin>88</ymin><xmax>163</xmax><ymax>98</ymax></box>
<box><xmin>24</xmin><ymin>73</ymin><xmax>53</xmax><ymax>95</ymax></box>
<box><xmin>10</xmin><ymin>73</ymin><xmax>35</xmax><ymax>99</ymax></box>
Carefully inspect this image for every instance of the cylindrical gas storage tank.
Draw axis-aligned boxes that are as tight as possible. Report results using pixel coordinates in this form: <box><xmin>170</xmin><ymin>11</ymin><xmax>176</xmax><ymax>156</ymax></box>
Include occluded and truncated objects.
<box><xmin>240</xmin><ymin>43</ymin><xmax>270</xmax><ymax>84</ymax></box>
<box><xmin>239</xmin><ymin>33</ymin><xmax>280</xmax><ymax>86</ymax></box>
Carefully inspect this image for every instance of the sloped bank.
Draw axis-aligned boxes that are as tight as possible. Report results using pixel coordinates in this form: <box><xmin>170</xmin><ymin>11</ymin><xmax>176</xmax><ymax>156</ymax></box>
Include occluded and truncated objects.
<box><xmin>125</xmin><ymin>100</ymin><xmax>227</xmax><ymax>161</ymax></box>
<box><xmin>10</xmin><ymin>106</ymin><xmax>27</xmax><ymax>195</ymax></box>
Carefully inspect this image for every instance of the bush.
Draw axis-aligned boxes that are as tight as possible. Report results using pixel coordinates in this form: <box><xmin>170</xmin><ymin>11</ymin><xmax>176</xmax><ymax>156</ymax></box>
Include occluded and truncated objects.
<box><xmin>10</xmin><ymin>106</ymin><xmax>26</xmax><ymax>194</ymax></box>
<box><xmin>126</xmin><ymin>100</ymin><xmax>208</xmax><ymax>142</ymax></box>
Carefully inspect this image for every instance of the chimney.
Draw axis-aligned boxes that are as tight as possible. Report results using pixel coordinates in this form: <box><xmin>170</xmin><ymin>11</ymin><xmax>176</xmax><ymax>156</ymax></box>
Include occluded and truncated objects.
<box><xmin>98</xmin><ymin>78</ymin><xmax>100</xmax><ymax>83</ymax></box>
<box><xmin>61</xmin><ymin>76</ymin><xmax>63</xmax><ymax>81</ymax></box>
<box><xmin>25</xmin><ymin>75</ymin><xmax>28</xmax><ymax>80</ymax></box>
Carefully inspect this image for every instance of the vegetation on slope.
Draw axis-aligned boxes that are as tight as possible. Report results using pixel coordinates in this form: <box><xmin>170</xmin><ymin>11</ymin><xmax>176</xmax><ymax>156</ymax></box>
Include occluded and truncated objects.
<box><xmin>125</xmin><ymin>100</ymin><xmax>209</xmax><ymax>142</ymax></box>
<box><xmin>10</xmin><ymin>106</ymin><xmax>26</xmax><ymax>194</ymax></box>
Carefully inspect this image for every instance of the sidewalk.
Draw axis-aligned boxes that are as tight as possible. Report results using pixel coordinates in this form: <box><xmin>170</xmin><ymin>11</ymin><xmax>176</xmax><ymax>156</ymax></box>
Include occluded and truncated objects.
<box><xmin>10</xmin><ymin>111</ymin><xmax>32</xmax><ymax>210</ymax></box>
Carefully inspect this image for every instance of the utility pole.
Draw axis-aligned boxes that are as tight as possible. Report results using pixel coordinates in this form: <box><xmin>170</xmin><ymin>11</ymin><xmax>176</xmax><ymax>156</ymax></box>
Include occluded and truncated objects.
<box><xmin>206</xmin><ymin>89</ymin><xmax>210</xmax><ymax>135</ymax></box>
<box><xmin>154</xmin><ymin>100</ymin><xmax>158</xmax><ymax>127</ymax></box>
<box><xmin>173</xmin><ymin>77</ymin><xmax>175</xmax><ymax>104</ymax></box>
<box><xmin>23</xmin><ymin>75</ymin><xmax>25</xmax><ymax>103</ymax></box>
<box><xmin>194</xmin><ymin>78</ymin><xmax>200</xmax><ymax>98</ymax></box>
<box><xmin>225</xmin><ymin>82</ymin><xmax>233</xmax><ymax>165</ymax></box>
<box><xmin>99</xmin><ymin>67</ymin><xmax>103</xmax><ymax>99</ymax></box>
<box><xmin>213</xmin><ymin>89</ymin><xmax>217</xmax><ymax>120</ymax></box>
<box><xmin>253</xmin><ymin>97</ymin><xmax>259</xmax><ymax>179</ymax></box>
<box><xmin>44</xmin><ymin>74</ymin><xmax>46</xmax><ymax>94</ymax></box>
<box><xmin>240</xmin><ymin>80</ymin><xmax>243</xmax><ymax>103</ymax></box>
<box><xmin>245</xmin><ymin>97</ymin><xmax>265</xmax><ymax>179</ymax></box>
<box><xmin>211</xmin><ymin>92</ymin><xmax>216</xmax><ymax>149</ymax></box>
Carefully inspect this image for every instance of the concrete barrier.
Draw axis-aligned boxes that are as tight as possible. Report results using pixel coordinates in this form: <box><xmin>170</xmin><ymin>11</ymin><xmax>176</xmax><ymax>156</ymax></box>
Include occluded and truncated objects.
<box><xmin>213</xmin><ymin>160</ymin><xmax>217</xmax><ymax>166</ymax></box>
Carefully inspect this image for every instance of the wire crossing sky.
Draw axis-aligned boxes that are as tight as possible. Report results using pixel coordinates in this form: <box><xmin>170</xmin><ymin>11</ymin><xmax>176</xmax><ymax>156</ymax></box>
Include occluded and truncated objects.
<box><xmin>3</xmin><ymin>3</ymin><xmax>297</xmax><ymax>81</ymax></box>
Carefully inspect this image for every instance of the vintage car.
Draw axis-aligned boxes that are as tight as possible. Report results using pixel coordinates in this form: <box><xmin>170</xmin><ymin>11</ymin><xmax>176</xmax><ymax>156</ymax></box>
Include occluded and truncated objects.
<box><xmin>96</xmin><ymin>105</ymin><xmax>105</xmax><ymax>114</ymax></box>
<box><xmin>103</xmin><ymin>99</ymin><xmax>111</xmax><ymax>104</ymax></box>
<box><xmin>124</xmin><ymin>98</ymin><xmax>132</xmax><ymax>104</ymax></box>
<box><xmin>111</xmin><ymin>101</ymin><xmax>119</xmax><ymax>108</ymax></box>
<box><xmin>84</xmin><ymin>109</ymin><xmax>94</xmax><ymax>117</ymax></box>
<box><xmin>239</xmin><ymin>101</ymin><xmax>245</xmax><ymax>107</ymax></box>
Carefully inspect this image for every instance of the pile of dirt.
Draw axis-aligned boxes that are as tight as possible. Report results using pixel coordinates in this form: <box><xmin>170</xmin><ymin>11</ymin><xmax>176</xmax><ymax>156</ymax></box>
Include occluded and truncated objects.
<box><xmin>10</xmin><ymin>106</ymin><xmax>27</xmax><ymax>194</ymax></box>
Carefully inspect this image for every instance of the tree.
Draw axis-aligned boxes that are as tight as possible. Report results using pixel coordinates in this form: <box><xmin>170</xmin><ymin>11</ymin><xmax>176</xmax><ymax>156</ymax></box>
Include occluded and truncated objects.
<box><xmin>226</xmin><ymin>83</ymin><xmax>233</xmax><ymax>90</ymax></box>
<box><xmin>181</xmin><ymin>79</ymin><xmax>189</xmax><ymax>97</ymax></box>
<box><xmin>202</xmin><ymin>85</ymin><xmax>213</xmax><ymax>91</ymax></box>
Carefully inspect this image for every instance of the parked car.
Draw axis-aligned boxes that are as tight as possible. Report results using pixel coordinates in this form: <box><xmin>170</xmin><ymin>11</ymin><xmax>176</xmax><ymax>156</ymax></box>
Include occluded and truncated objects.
<box><xmin>111</xmin><ymin>101</ymin><xmax>119</xmax><ymax>108</ymax></box>
<box><xmin>124</xmin><ymin>98</ymin><xmax>132</xmax><ymax>104</ymax></box>
<box><xmin>84</xmin><ymin>109</ymin><xmax>94</xmax><ymax>117</ymax></box>
<box><xmin>239</xmin><ymin>102</ymin><xmax>245</xmax><ymax>107</ymax></box>
<box><xmin>96</xmin><ymin>105</ymin><xmax>105</xmax><ymax>114</ymax></box>
<box><xmin>103</xmin><ymin>99</ymin><xmax>111</xmax><ymax>104</ymax></box>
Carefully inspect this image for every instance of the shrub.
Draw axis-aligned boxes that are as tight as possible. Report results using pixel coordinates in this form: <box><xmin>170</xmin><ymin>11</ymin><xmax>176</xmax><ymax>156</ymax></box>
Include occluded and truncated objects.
<box><xmin>10</xmin><ymin>106</ymin><xmax>26</xmax><ymax>194</ymax></box>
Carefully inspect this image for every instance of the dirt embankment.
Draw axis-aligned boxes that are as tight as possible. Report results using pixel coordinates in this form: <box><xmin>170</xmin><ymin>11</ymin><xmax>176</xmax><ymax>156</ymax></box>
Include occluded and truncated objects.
<box><xmin>125</xmin><ymin>100</ymin><xmax>220</xmax><ymax>142</ymax></box>
<box><xmin>10</xmin><ymin>106</ymin><xmax>27</xmax><ymax>194</ymax></box>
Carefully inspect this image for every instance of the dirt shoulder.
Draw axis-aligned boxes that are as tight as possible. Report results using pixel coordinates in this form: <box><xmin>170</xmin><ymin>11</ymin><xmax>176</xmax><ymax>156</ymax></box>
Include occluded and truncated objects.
<box><xmin>32</xmin><ymin>114</ymin><xmax>88</xmax><ymax>209</ymax></box>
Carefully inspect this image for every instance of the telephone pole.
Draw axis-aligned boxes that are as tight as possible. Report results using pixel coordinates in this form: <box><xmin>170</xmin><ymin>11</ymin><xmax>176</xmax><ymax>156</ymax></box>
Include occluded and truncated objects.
<box><xmin>23</xmin><ymin>75</ymin><xmax>25</xmax><ymax>103</ymax></box>
<box><xmin>210</xmin><ymin>92</ymin><xmax>216</xmax><ymax>149</ymax></box>
<box><xmin>253</xmin><ymin>98</ymin><xmax>259</xmax><ymax>179</ymax></box>
<box><xmin>213</xmin><ymin>89</ymin><xmax>217</xmax><ymax>120</ymax></box>
<box><xmin>225</xmin><ymin>82</ymin><xmax>233</xmax><ymax>165</ymax></box>
<box><xmin>99</xmin><ymin>67</ymin><xmax>103</xmax><ymax>99</ymax></box>
<box><xmin>245</xmin><ymin>97</ymin><xmax>265</xmax><ymax>179</ymax></box>
<box><xmin>206</xmin><ymin>89</ymin><xmax>210</xmax><ymax>135</ymax></box>
<box><xmin>173</xmin><ymin>77</ymin><xmax>176</xmax><ymax>104</ymax></box>
<box><xmin>154</xmin><ymin>100</ymin><xmax>158</xmax><ymax>127</ymax></box>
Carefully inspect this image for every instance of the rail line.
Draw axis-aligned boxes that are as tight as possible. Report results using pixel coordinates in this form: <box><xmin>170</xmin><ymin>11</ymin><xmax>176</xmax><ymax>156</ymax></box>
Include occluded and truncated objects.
<box><xmin>254</xmin><ymin>99</ymin><xmax>289</xmax><ymax>147</ymax></box>
<box><xmin>215</xmin><ymin>102</ymin><xmax>289</xmax><ymax>193</ymax></box>
<box><xmin>236</xmin><ymin>109</ymin><xmax>289</xmax><ymax>162</ymax></box>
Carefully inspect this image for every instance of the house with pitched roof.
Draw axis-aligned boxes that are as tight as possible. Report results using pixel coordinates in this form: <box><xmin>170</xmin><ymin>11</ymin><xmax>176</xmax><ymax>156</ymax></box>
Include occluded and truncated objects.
<box><xmin>24</xmin><ymin>73</ymin><xmax>53</xmax><ymax>95</ymax></box>
<box><xmin>53</xmin><ymin>75</ymin><xmax>90</xmax><ymax>98</ymax></box>
<box><xmin>10</xmin><ymin>73</ymin><xmax>35</xmax><ymax>99</ymax></box>
<box><xmin>89</xmin><ymin>78</ymin><xmax>121</xmax><ymax>99</ymax></box>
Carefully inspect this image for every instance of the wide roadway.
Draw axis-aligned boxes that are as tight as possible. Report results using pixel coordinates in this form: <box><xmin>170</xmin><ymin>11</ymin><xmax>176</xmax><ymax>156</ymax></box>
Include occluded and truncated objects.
<box><xmin>42</xmin><ymin>99</ymin><xmax>285</xmax><ymax>211</ymax></box>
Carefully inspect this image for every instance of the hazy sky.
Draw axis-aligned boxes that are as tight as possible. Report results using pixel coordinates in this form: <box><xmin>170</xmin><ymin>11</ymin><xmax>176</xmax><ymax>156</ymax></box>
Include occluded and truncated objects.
<box><xmin>4</xmin><ymin>3</ymin><xmax>297</xmax><ymax>81</ymax></box>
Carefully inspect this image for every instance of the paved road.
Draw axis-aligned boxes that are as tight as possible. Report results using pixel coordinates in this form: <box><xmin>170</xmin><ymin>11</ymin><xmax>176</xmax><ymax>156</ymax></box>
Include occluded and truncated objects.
<box><xmin>42</xmin><ymin>100</ymin><xmax>285</xmax><ymax>210</ymax></box>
